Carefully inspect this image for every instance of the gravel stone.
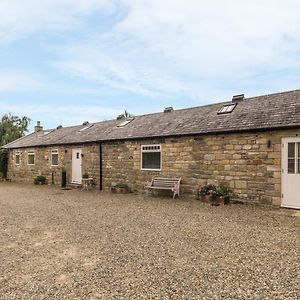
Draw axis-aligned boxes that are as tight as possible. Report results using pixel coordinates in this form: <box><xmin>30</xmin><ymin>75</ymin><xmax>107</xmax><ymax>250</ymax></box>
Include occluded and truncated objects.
<box><xmin>0</xmin><ymin>183</ymin><xmax>299</xmax><ymax>299</ymax></box>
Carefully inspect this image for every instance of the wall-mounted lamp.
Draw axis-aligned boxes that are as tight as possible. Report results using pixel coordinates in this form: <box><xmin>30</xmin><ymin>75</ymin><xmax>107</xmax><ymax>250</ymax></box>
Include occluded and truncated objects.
<box><xmin>267</xmin><ymin>140</ymin><xmax>272</xmax><ymax>148</ymax></box>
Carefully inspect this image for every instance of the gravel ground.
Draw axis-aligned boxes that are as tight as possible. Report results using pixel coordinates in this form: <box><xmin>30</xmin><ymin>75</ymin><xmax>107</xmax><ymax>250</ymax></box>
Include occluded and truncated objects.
<box><xmin>0</xmin><ymin>183</ymin><xmax>299</xmax><ymax>300</ymax></box>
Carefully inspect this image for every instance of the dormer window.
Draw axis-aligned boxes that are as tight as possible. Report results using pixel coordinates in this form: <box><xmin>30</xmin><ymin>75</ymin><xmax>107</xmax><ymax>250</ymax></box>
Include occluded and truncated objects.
<box><xmin>218</xmin><ymin>103</ymin><xmax>236</xmax><ymax>114</ymax></box>
<box><xmin>117</xmin><ymin>118</ymin><xmax>134</xmax><ymax>127</ymax></box>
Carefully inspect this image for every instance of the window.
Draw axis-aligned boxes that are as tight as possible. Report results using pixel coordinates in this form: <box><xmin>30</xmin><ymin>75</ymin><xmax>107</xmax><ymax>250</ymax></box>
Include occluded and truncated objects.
<box><xmin>141</xmin><ymin>145</ymin><xmax>161</xmax><ymax>170</ymax></box>
<box><xmin>27</xmin><ymin>150</ymin><xmax>35</xmax><ymax>165</ymax></box>
<box><xmin>51</xmin><ymin>149</ymin><xmax>59</xmax><ymax>166</ymax></box>
<box><xmin>288</xmin><ymin>142</ymin><xmax>300</xmax><ymax>174</ymax></box>
<box><xmin>15</xmin><ymin>151</ymin><xmax>20</xmax><ymax>165</ymax></box>
<box><xmin>117</xmin><ymin>118</ymin><xmax>134</xmax><ymax>127</ymax></box>
<box><xmin>78</xmin><ymin>125</ymin><xmax>93</xmax><ymax>132</ymax></box>
<box><xmin>217</xmin><ymin>103</ymin><xmax>236</xmax><ymax>114</ymax></box>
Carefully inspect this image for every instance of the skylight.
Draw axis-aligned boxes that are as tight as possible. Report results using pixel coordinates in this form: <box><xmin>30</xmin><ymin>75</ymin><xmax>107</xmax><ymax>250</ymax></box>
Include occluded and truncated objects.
<box><xmin>117</xmin><ymin>118</ymin><xmax>134</xmax><ymax>127</ymax></box>
<box><xmin>43</xmin><ymin>130</ymin><xmax>54</xmax><ymax>136</ymax></box>
<box><xmin>78</xmin><ymin>124</ymin><xmax>93</xmax><ymax>132</ymax></box>
<box><xmin>218</xmin><ymin>104</ymin><xmax>236</xmax><ymax>114</ymax></box>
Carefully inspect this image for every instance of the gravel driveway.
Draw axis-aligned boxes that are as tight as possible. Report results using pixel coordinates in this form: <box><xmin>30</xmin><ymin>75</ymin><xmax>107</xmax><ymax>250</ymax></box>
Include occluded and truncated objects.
<box><xmin>0</xmin><ymin>183</ymin><xmax>299</xmax><ymax>300</ymax></box>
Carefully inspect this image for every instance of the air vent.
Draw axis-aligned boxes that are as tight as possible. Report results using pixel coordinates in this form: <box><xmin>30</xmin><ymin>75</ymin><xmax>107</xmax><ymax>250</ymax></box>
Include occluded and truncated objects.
<box><xmin>117</xmin><ymin>114</ymin><xmax>125</xmax><ymax>120</ymax></box>
<box><xmin>164</xmin><ymin>107</ymin><xmax>174</xmax><ymax>113</ymax></box>
<box><xmin>232</xmin><ymin>94</ymin><xmax>245</xmax><ymax>102</ymax></box>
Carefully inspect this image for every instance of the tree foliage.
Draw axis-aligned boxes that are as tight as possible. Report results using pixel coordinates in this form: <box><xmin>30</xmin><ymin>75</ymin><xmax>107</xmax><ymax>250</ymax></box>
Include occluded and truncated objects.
<box><xmin>0</xmin><ymin>113</ymin><xmax>30</xmax><ymax>178</ymax></box>
<box><xmin>0</xmin><ymin>113</ymin><xmax>30</xmax><ymax>147</ymax></box>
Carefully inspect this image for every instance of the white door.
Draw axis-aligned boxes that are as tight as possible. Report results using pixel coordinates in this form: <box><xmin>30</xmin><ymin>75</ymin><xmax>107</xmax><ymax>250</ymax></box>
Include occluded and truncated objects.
<box><xmin>282</xmin><ymin>138</ymin><xmax>300</xmax><ymax>209</ymax></box>
<box><xmin>72</xmin><ymin>149</ymin><xmax>82</xmax><ymax>184</ymax></box>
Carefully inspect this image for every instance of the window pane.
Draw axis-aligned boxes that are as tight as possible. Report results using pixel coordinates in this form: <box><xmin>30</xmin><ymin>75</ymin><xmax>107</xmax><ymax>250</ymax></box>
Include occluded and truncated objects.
<box><xmin>28</xmin><ymin>154</ymin><xmax>34</xmax><ymax>165</ymax></box>
<box><xmin>142</xmin><ymin>152</ymin><xmax>161</xmax><ymax>169</ymax></box>
<box><xmin>15</xmin><ymin>155</ymin><xmax>20</xmax><ymax>165</ymax></box>
<box><xmin>52</xmin><ymin>154</ymin><xmax>58</xmax><ymax>166</ymax></box>
<box><xmin>288</xmin><ymin>143</ymin><xmax>295</xmax><ymax>158</ymax></box>
<box><xmin>288</xmin><ymin>159</ymin><xmax>295</xmax><ymax>174</ymax></box>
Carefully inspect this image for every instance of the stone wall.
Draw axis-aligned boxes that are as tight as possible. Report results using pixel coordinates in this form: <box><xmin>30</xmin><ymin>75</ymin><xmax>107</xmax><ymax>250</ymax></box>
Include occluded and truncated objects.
<box><xmin>7</xmin><ymin>128</ymin><xmax>300</xmax><ymax>205</ymax></box>
<box><xmin>7</xmin><ymin>144</ymin><xmax>100</xmax><ymax>187</ymax></box>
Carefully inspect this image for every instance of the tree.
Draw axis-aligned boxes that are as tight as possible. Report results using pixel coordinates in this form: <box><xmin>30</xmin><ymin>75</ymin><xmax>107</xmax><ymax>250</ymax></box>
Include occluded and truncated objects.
<box><xmin>0</xmin><ymin>113</ymin><xmax>30</xmax><ymax>147</ymax></box>
<box><xmin>0</xmin><ymin>113</ymin><xmax>30</xmax><ymax>178</ymax></box>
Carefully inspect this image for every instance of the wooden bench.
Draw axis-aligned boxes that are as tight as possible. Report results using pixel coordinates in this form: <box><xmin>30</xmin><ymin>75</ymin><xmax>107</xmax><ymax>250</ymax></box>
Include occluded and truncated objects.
<box><xmin>145</xmin><ymin>177</ymin><xmax>181</xmax><ymax>199</ymax></box>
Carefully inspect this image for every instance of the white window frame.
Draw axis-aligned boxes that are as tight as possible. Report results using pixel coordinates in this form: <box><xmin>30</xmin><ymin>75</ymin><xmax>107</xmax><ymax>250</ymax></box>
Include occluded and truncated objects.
<box><xmin>141</xmin><ymin>144</ymin><xmax>162</xmax><ymax>171</ymax></box>
<box><xmin>51</xmin><ymin>149</ymin><xmax>59</xmax><ymax>166</ymax></box>
<box><xmin>27</xmin><ymin>150</ymin><xmax>35</xmax><ymax>166</ymax></box>
<box><xmin>217</xmin><ymin>103</ymin><xmax>236</xmax><ymax>114</ymax></box>
<box><xmin>15</xmin><ymin>151</ymin><xmax>20</xmax><ymax>165</ymax></box>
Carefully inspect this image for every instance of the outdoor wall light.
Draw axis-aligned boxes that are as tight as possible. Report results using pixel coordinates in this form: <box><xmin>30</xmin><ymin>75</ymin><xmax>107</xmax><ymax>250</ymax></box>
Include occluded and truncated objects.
<box><xmin>267</xmin><ymin>140</ymin><xmax>272</xmax><ymax>148</ymax></box>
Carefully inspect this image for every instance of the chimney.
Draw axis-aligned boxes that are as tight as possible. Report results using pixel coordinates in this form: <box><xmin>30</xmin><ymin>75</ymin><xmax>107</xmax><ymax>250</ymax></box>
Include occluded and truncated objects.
<box><xmin>232</xmin><ymin>94</ymin><xmax>245</xmax><ymax>103</ymax></box>
<box><xmin>34</xmin><ymin>121</ymin><xmax>43</xmax><ymax>132</ymax></box>
<box><xmin>164</xmin><ymin>107</ymin><xmax>174</xmax><ymax>113</ymax></box>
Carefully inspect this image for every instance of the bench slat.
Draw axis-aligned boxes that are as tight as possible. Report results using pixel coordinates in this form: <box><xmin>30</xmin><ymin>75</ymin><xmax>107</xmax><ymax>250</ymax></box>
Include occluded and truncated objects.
<box><xmin>146</xmin><ymin>177</ymin><xmax>181</xmax><ymax>199</ymax></box>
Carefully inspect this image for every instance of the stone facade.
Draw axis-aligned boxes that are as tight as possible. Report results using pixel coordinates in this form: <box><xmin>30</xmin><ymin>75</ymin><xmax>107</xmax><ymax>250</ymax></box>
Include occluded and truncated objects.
<box><xmin>7</xmin><ymin>144</ymin><xmax>100</xmax><ymax>187</ymax></box>
<box><xmin>7</xmin><ymin>128</ymin><xmax>300</xmax><ymax>206</ymax></box>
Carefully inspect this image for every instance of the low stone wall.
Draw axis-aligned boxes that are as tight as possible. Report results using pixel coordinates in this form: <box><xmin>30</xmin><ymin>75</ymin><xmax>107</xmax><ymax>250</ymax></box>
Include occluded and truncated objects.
<box><xmin>7</xmin><ymin>128</ymin><xmax>300</xmax><ymax>205</ymax></box>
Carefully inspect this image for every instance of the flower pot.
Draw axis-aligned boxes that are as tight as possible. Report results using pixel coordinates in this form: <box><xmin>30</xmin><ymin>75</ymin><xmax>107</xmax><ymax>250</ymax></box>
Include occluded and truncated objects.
<box><xmin>200</xmin><ymin>194</ymin><xmax>214</xmax><ymax>203</ymax></box>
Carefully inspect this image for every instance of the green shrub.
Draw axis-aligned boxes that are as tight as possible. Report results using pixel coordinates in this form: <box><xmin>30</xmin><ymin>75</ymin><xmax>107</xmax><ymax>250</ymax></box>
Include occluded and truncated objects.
<box><xmin>34</xmin><ymin>175</ymin><xmax>46</xmax><ymax>185</ymax></box>
<box><xmin>115</xmin><ymin>182</ymin><xmax>129</xmax><ymax>189</ymax></box>
<box><xmin>216</xmin><ymin>186</ymin><xmax>232</xmax><ymax>197</ymax></box>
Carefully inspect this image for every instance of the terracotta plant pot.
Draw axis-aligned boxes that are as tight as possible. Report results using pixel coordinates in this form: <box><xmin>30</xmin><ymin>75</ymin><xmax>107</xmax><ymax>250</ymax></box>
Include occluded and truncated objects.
<box><xmin>200</xmin><ymin>195</ymin><xmax>230</xmax><ymax>205</ymax></box>
<box><xmin>111</xmin><ymin>187</ymin><xmax>129</xmax><ymax>194</ymax></box>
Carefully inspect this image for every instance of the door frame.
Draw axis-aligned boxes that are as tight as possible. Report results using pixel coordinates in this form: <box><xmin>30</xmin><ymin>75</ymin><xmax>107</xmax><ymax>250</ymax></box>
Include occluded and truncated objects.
<box><xmin>281</xmin><ymin>137</ymin><xmax>300</xmax><ymax>209</ymax></box>
<box><xmin>72</xmin><ymin>148</ymin><xmax>82</xmax><ymax>184</ymax></box>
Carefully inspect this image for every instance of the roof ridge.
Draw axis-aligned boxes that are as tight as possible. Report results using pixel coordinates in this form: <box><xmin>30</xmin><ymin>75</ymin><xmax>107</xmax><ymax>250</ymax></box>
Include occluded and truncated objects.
<box><xmin>246</xmin><ymin>88</ymin><xmax>300</xmax><ymax>101</ymax></box>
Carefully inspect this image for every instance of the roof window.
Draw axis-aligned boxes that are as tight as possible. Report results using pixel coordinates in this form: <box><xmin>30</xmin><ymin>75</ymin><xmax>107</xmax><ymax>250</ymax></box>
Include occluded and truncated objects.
<box><xmin>217</xmin><ymin>103</ymin><xmax>236</xmax><ymax>114</ymax></box>
<box><xmin>78</xmin><ymin>124</ymin><xmax>93</xmax><ymax>132</ymax></box>
<box><xmin>117</xmin><ymin>118</ymin><xmax>134</xmax><ymax>127</ymax></box>
<box><xmin>42</xmin><ymin>129</ymin><xmax>55</xmax><ymax>136</ymax></box>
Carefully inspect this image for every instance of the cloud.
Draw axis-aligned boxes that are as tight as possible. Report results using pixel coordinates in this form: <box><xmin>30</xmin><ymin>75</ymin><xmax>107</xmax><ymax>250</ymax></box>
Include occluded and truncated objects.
<box><xmin>1</xmin><ymin>0</ymin><xmax>300</xmax><ymax>103</ymax></box>
<box><xmin>50</xmin><ymin>0</ymin><xmax>300</xmax><ymax>100</ymax></box>
<box><xmin>0</xmin><ymin>0</ymin><xmax>112</xmax><ymax>42</ymax></box>
<box><xmin>0</xmin><ymin>103</ymin><xmax>122</xmax><ymax>129</ymax></box>
<box><xmin>0</xmin><ymin>69</ymin><xmax>43</xmax><ymax>92</ymax></box>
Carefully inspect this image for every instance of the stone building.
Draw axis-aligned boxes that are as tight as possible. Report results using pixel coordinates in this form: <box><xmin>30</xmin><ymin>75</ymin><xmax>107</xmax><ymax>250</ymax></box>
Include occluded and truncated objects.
<box><xmin>2</xmin><ymin>90</ymin><xmax>300</xmax><ymax>208</ymax></box>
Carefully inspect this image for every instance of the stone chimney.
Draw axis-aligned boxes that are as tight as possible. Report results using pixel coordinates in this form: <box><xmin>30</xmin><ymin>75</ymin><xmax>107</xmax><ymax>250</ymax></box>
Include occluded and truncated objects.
<box><xmin>34</xmin><ymin>121</ymin><xmax>43</xmax><ymax>132</ymax></box>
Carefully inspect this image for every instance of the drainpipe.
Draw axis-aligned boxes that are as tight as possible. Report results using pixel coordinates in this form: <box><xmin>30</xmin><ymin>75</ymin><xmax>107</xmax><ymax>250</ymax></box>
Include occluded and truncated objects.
<box><xmin>99</xmin><ymin>143</ymin><xmax>103</xmax><ymax>191</ymax></box>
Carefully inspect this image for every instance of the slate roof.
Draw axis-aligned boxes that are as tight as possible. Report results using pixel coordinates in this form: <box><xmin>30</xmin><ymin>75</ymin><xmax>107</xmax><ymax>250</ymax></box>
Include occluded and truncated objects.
<box><xmin>3</xmin><ymin>89</ymin><xmax>300</xmax><ymax>149</ymax></box>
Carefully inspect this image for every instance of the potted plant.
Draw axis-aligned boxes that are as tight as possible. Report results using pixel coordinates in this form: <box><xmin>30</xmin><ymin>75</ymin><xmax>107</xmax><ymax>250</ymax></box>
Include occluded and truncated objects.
<box><xmin>215</xmin><ymin>186</ymin><xmax>232</xmax><ymax>204</ymax></box>
<box><xmin>34</xmin><ymin>175</ymin><xmax>47</xmax><ymax>185</ymax></box>
<box><xmin>111</xmin><ymin>182</ymin><xmax>130</xmax><ymax>193</ymax></box>
<box><xmin>82</xmin><ymin>173</ymin><xmax>89</xmax><ymax>179</ymax></box>
<box><xmin>198</xmin><ymin>184</ymin><xmax>217</xmax><ymax>203</ymax></box>
<box><xmin>198</xmin><ymin>184</ymin><xmax>231</xmax><ymax>205</ymax></box>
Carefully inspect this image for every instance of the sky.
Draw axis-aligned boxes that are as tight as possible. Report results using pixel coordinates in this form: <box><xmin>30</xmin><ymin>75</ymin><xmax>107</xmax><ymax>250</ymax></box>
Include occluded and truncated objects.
<box><xmin>0</xmin><ymin>0</ymin><xmax>300</xmax><ymax>131</ymax></box>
